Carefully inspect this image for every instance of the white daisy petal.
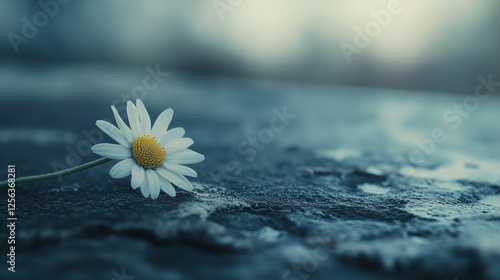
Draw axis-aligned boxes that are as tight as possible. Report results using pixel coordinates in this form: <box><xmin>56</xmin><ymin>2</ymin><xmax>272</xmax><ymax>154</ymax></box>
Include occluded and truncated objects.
<box><xmin>92</xmin><ymin>143</ymin><xmax>131</xmax><ymax>160</ymax></box>
<box><xmin>131</xmin><ymin>164</ymin><xmax>145</xmax><ymax>189</ymax></box>
<box><xmin>151</xmin><ymin>108</ymin><xmax>173</xmax><ymax>137</ymax></box>
<box><xmin>109</xmin><ymin>158</ymin><xmax>134</xmax><ymax>178</ymax></box>
<box><xmin>165</xmin><ymin>149</ymin><xmax>205</xmax><ymax>164</ymax></box>
<box><xmin>159</xmin><ymin>127</ymin><xmax>185</xmax><ymax>146</ymax></box>
<box><xmin>127</xmin><ymin>101</ymin><xmax>141</xmax><ymax>138</ymax></box>
<box><xmin>140</xmin><ymin>174</ymin><xmax>150</xmax><ymax>198</ymax></box>
<box><xmin>164</xmin><ymin>138</ymin><xmax>194</xmax><ymax>153</ymax></box>
<box><xmin>157</xmin><ymin>167</ymin><xmax>194</xmax><ymax>191</ymax></box>
<box><xmin>111</xmin><ymin>106</ymin><xmax>133</xmax><ymax>143</ymax></box>
<box><xmin>163</xmin><ymin>162</ymin><xmax>197</xmax><ymax>177</ymax></box>
<box><xmin>146</xmin><ymin>170</ymin><xmax>161</xmax><ymax>200</ymax></box>
<box><xmin>96</xmin><ymin>120</ymin><xmax>130</xmax><ymax>148</ymax></box>
<box><xmin>158</xmin><ymin>173</ymin><xmax>176</xmax><ymax>197</ymax></box>
<box><xmin>97</xmin><ymin>100</ymin><xmax>204</xmax><ymax>200</ymax></box>
<box><xmin>136</xmin><ymin>99</ymin><xmax>151</xmax><ymax>135</ymax></box>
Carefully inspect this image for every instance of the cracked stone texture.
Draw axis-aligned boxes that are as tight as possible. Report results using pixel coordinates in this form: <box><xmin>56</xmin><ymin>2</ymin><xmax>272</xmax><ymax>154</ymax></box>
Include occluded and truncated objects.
<box><xmin>1</xmin><ymin>65</ymin><xmax>500</xmax><ymax>280</ymax></box>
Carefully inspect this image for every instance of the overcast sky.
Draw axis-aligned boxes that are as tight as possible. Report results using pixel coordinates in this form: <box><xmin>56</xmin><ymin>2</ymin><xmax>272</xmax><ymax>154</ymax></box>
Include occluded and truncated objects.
<box><xmin>1</xmin><ymin>0</ymin><xmax>499</xmax><ymax>93</ymax></box>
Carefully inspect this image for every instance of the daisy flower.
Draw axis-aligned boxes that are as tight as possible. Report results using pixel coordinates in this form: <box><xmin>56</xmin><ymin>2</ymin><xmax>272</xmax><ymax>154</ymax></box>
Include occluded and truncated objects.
<box><xmin>91</xmin><ymin>99</ymin><xmax>204</xmax><ymax>200</ymax></box>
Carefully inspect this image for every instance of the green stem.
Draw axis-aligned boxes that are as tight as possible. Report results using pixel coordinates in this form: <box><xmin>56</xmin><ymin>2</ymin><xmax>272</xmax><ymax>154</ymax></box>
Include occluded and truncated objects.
<box><xmin>0</xmin><ymin>157</ymin><xmax>112</xmax><ymax>188</ymax></box>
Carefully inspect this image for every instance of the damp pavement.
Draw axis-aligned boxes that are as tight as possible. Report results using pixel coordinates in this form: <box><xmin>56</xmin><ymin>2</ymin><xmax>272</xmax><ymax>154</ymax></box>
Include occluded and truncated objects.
<box><xmin>1</xmin><ymin>64</ymin><xmax>500</xmax><ymax>280</ymax></box>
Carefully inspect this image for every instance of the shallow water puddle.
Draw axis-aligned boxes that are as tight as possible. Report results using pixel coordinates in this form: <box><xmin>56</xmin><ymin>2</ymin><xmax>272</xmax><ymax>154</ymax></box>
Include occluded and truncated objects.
<box><xmin>479</xmin><ymin>195</ymin><xmax>500</xmax><ymax>207</ymax></box>
<box><xmin>357</xmin><ymin>183</ymin><xmax>390</xmax><ymax>194</ymax></box>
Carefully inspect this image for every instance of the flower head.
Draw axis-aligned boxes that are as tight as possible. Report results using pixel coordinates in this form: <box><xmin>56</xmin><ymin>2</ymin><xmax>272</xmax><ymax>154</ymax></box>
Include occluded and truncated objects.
<box><xmin>91</xmin><ymin>99</ymin><xmax>204</xmax><ymax>200</ymax></box>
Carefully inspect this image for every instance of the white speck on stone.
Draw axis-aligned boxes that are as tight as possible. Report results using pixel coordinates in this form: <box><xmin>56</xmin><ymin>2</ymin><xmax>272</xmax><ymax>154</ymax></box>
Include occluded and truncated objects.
<box><xmin>318</xmin><ymin>147</ymin><xmax>361</xmax><ymax>161</ymax></box>
<box><xmin>357</xmin><ymin>183</ymin><xmax>390</xmax><ymax>194</ymax></box>
<box><xmin>366</xmin><ymin>167</ymin><xmax>384</xmax><ymax>176</ymax></box>
<box><xmin>254</xmin><ymin>226</ymin><xmax>281</xmax><ymax>242</ymax></box>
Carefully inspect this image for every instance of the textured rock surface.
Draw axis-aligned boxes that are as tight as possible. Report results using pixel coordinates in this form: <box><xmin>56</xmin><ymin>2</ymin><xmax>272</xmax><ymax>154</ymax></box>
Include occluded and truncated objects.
<box><xmin>1</xmin><ymin>65</ymin><xmax>500</xmax><ymax>280</ymax></box>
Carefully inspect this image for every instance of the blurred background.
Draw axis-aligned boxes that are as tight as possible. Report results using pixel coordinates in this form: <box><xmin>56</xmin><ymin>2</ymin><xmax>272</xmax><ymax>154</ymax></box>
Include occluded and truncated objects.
<box><xmin>1</xmin><ymin>0</ymin><xmax>500</xmax><ymax>94</ymax></box>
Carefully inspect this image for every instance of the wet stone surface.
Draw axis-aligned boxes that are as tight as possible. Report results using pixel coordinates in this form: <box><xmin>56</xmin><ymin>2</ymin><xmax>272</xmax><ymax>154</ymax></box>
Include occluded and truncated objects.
<box><xmin>1</xmin><ymin>68</ymin><xmax>500</xmax><ymax>280</ymax></box>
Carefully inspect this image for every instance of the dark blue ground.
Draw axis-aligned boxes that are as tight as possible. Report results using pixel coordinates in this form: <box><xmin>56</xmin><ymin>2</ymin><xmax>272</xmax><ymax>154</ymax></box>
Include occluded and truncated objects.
<box><xmin>1</xmin><ymin>64</ymin><xmax>500</xmax><ymax>280</ymax></box>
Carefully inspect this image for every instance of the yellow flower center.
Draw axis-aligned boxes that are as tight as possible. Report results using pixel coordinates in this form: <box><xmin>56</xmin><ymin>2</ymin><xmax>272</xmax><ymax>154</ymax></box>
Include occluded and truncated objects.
<box><xmin>131</xmin><ymin>135</ymin><xmax>166</xmax><ymax>169</ymax></box>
